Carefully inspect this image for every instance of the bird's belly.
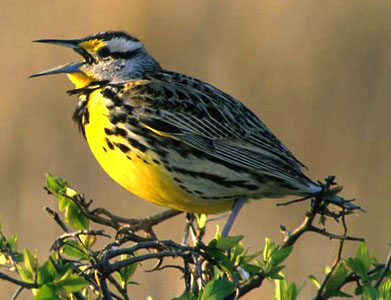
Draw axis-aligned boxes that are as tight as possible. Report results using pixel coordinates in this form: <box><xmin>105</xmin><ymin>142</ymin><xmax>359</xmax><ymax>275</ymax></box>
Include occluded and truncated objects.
<box><xmin>84</xmin><ymin>91</ymin><xmax>234</xmax><ymax>214</ymax></box>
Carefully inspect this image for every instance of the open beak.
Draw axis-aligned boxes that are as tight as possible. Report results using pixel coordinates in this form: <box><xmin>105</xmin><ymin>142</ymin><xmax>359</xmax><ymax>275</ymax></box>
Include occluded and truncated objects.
<box><xmin>30</xmin><ymin>38</ymin><xmax>94</xmax><ymax>78</ymax></box>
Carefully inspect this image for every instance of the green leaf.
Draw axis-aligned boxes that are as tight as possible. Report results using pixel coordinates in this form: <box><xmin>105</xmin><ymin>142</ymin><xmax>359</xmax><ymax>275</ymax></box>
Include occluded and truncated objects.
<box><xmin>58</xmin><ymin>195</ymin><xmax>70</xmax><ymax>211</ymax></box>
<box><xmin>55</xmin><ymin>270</ymin><xmax>88</xmax><ymax>293</ymax></box>
<box><xmin>23</xmin><ymin>249</ymin><xmax>37</xmax><ymax>276</ymax></box>
<box><xmin>269</xmin><ymin>272</ymin><xmax>285</xmax><ymax>280</ymax></box>
<box><xmin>241</xmin><ymin>250</ymin><xmax>262</xmax><ymax>265</ymax></box>
<box><xmin>65</xmin><ymin>201</ymin><xmax>89</xmax><ymax>230</ymax></box>
<box><xmin>232</xmin><ymin>242</ymin><xmax>245</xmax><ymax>265</ymax></box>
<box><xmin>328</xmin><ymin>185</ymin><xmax>343</xmax><ymax>196</ymax></box>
<box><xmin>8</xmin><ymin>233</ymin><xmax>18</xmax><ymax>252</ymax></box>
<box><xmin>346</xmin><ymin>257</ymin><xmax>368</xmax><ymax>282</ymax></box>
<box><xmin>324</xmin><ymin>262</ymin><xmax>348</xmax><ymax>297</ymax></box>
<box><xmin>241</xmin><ymin>263</ymin><xmax>262</xmax><ymax>275</ymax></box>
<box><xmin>62</xmin><ymin>240</ymin><xmax>89</xmax><ymax>259</ymax></box>
<box><xmin>362</xmin><ymin>285</ymin><xmax>379</xmax><ymax>300</ymax></box>
<box><xmin>324</xmin><ymin>290</ymin><xmax>352</xmax><ymax>298</ymax></box>
<box><xmin>200</xmin><ymin>279</ymin><xmax>236</xmax><ymax>300</ymax></box>
<box><xmin>116</xmin><ymin>254</ymin><xmax>138</xmax><ymax>287</ymax></box>
<box><xmin>265</xmin><ymin>246</ymin><xmax>292</xmax><ymax>275</ymax></box>
<box><xmin>171</xmin><ymin>292</ymin><xmax>197</xmax><ymax>300</ymax></box>
<box><xmin>79</xmin><ymin>233</ymin><xmax>96</xmax><ymax>249</ymax></box>
<box><xmin>32</xmin><ymin>284</ymin><xmax>61</xmax><ymax>300</ymax></box>
<box><xmin>46</xmin><ymin>173</ymin><xmax>68</xmax><ymax>195</ymax></box>
<box><xmin>370</xmin><ymin>250</ymin><xmax>379</xmax><ymax>266</ymax></box>
<box><xmin>323</xmin><ymin>265</ymin><xmax>332</xmax><ymax>275</ymax></box>
<box><xmin>270</xmin><ymin>247</ymin><xmax>293</xmax><ymax>267</ymax></box>
<box><xmin>0</xmin><ymin>253</ymin><xmax>7</xmax><ymax>264</ymax></box>
<box><xmin>274</xmin><ymin>275</ymin><xmax>299</xmax><ymax>300</ymax></box>
<box><xmin>263</xmin><ymin>237</ymin><xmax>276</xmax><ymax>262</ymax></box>
<box><xmin>15</xmin><ymin>253</ymin><xmax>24</xmax><ymax>263</ymax></box>
<box><xmin>356</xmin><ymin>242</ymin><xmax>370</xmax><ymax>274</ymax></box>
<box><xmin>215</xmin><ymin>235</ymin><xmax>243</xmax><ymax>251</ymax></box>
<box><xmin>267</xmin><ymin>264</ymin><xmax>285</xmax><ymax>279</ymax></box>
<box><xmin>379</xmin><ymin>278</ymin><xmax>391</xmax><ymax>299</ymax></box>
<box><xmin>207</xmin><ymin>239</ymin><xmax>217</xmax><ymax>250</ymax></box>
<box><xmin>195</xmin><ymin>214</ymin><xmax>207</xmax><ymax>230</ymax></box>
<box><xmin>308</xmin><ymin>275</ymin><xmax>321</xmax><ymax>289</ymax></box>
<box><xmin>16</xmin><ymin>264</ymin><xmax>34</xmax><ymax>283</ymax></box>
<box><xmin>37</xmin><ymin>259</ymin><xmax>57</xmax><ymax>285</ymax></box>
<box><xmin>354</xmin><ymin>285</ymin><xmax>363</xmax><ymax>295</ymax></box>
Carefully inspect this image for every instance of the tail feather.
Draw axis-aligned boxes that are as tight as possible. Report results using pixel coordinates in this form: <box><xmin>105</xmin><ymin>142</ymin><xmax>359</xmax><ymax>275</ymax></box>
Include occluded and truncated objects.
<box><xmin>325</xmin><ymin>194</ymin><xmax>365</xmax><ymax>213</ymax></box>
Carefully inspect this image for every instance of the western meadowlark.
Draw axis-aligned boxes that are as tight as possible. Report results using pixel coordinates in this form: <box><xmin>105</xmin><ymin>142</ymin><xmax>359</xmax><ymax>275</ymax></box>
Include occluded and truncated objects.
<box><xmin>32</xmin><ymin>31</ymin><xmax>358</xmax><ymax>234</ymax></box>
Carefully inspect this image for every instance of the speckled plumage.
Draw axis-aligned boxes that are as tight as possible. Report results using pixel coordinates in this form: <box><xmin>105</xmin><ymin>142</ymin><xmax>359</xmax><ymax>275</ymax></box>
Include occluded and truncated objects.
<box><xmin>32</xmin><ymin>31</ymin><xmax>356</xmax><ymax>214</ymax></box>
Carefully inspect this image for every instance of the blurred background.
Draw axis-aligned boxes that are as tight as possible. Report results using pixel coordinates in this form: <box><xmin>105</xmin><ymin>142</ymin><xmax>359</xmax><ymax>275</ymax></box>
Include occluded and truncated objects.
<box><xmin>1</xmin><ymin>1</ymin><xmax>390</xmax><ymax>299</ymax></box>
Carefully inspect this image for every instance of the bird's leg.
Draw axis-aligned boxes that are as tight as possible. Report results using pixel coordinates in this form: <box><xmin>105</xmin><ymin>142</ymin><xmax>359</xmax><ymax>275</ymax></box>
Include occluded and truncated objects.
<box><xmin>221</xmin><ymin>197</ymin><xmax>247</xmax><ymax>236</ymax></box>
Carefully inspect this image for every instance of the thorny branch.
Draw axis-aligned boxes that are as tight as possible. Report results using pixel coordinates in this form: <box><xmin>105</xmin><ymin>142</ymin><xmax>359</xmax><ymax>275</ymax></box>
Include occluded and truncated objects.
<box><xmin>0</xmin><ymin>176</ymin><xmax>376</xmax><ymax>300</ymax></box>
<box><xmin>281</xmin><ymin>176</ymin><xmax>363</xmax><ymax>248</ymax></box>
<box><xmin>314</xmin><ymin>213</ymin><xmax>348</xmax><ymax>300</ymax></box>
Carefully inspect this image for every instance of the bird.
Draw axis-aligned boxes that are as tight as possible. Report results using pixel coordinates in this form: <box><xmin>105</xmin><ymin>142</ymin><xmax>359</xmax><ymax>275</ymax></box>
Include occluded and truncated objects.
<box><xmin>31</xmin><ymin>31</ymin><xmax>358</xmax><ymax>235</ymax></box>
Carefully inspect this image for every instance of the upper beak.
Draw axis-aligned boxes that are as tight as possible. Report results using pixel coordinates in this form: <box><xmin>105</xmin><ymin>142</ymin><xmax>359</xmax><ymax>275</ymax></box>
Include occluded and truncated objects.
<box><xmin>30</xmin><ymin>38</ymin><xmax>92</xmax><ymax>78</ymax></box>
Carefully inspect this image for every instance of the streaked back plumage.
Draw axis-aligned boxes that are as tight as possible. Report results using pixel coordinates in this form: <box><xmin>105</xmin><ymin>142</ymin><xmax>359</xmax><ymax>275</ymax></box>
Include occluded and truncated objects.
<box><xmin>69</xmin><ymin>31</ymin><xmax>322</xmax><ymax>202</ymax></box>
<box><xmin>36</xmin><ymin>31</ymin><xmax>353</xmax><ymax>213</ymax></box>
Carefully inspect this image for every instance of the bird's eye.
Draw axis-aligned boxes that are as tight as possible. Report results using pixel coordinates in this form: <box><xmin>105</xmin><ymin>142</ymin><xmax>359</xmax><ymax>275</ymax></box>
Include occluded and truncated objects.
<box><xmin>98</xmin><ymin>46</ymin><xmax>111</xmax><ymax>58</ymax></box>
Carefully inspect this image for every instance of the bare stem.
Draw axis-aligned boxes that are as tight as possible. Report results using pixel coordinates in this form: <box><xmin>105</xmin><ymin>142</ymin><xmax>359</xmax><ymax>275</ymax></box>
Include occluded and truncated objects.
<box><xmin>375</xmin><ymin>245</ymin><xmax>391</xmax><ymax>287</ymax></box>
<box><xmin>314</xmin><ymin>214</ymin><xmax>347</xmax><ymax>300</ymax></box>
<box><xmin>0</xmin><ymin>271</ymin><xmax>37</xmax><ymax>289</ymax></box>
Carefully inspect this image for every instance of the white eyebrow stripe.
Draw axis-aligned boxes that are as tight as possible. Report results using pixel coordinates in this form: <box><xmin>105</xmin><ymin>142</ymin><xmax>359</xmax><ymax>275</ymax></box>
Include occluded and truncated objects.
<box><xmin>107</xmin><ymin>38</ymin><xmax>143</xmax><ymax>53</ymax></box>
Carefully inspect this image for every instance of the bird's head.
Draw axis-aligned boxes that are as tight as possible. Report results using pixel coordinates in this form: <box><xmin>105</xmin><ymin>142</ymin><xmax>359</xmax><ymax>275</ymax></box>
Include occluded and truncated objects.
<box><xmin>31</xmin><ymin>31</ymin><xmax>160</xmax><ymax>88</ymax></box>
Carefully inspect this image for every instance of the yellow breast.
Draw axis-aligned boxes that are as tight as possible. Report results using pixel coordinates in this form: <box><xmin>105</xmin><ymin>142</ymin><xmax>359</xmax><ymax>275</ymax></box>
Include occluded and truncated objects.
<box><xmin>83</xmin><ymin>90</ymin><xmax>233</xmax><ymax>214</ymax></box>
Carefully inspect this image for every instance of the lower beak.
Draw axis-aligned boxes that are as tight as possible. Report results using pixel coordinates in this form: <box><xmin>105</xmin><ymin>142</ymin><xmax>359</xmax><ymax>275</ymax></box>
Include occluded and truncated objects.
<box><xmin>30</xmin><ymin>38</ymin><xmax>87</xmax><ymax>78</ymax></box>
<box><xmin>30</xmin><ymin>62</ymin><xmax>83</xmax><ymax>78</ymax></box>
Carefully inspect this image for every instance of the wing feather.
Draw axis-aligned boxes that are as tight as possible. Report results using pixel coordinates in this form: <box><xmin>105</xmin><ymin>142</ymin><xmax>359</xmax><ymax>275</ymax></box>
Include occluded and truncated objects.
<box><xmin>120</xmin><ymin>71</ymin><xmax>310</xmax><ymax>185</ymax></box>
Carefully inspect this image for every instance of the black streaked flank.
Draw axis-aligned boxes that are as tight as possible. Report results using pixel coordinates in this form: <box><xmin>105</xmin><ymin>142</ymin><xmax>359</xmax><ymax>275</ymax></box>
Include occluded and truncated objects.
<box><xmin>152</xmin><ymin>159</ymin><xmax>161</xmax><ymax>165</ymax></box>
<box><xmin>109</xmin><ymin>111</ymin><xmax>127</xmax><ymax>124</ymax></box>
<box><xmin>141</xmin><ymin>118</ymin><xmax>182</xmax><ymax>134</ymax></box>
<box><xmin>62</xmin><ymin>42</ymin><xmax>319</xmax><ymax>209</ymax></box>
<box><xmin>72</xmin><ymin>100</ymin><xmax>88</xmax><ymax>137</ymax></box>
<box><xmin>102</xmin><ymin>88</ymin><xmax>123</xmax><ymax>106</ymax></box>
<box><xmin>127</xmin><ymin>118</ymin><xmax>139</xmax><ymax>127</ymax></box>
<box><xmin>123</xmin><ymin>104</ymin><xmax>134</xmax><ymax>114</ymax></box>
<box><xmin>105</xmin><ymin>138</ymin><xmax>114</xmax><ymax>150</ymax></box>
<box><xmin>179</xmin><ymin>184</ymin><xmax>193</xmax><ymax>194</ymax></box>
<box><xmin>104</xmin><ymin>128</ymin><xmax>116</xmax><ymax>135</ymax></box>
<box><xmin>127</xmin><ymin>137</ymin><xmax>148</xmax><ymax>153</ymax></box>
<box><xmin>170</xmin><ymin>166</ymin><xmax>258</xmax><ymax>190</ymax></box>
<box><xmin>84</xmin><ymin>108</ymin><xmax>90</xmax><ymax>125</ymax></box>
<box><xmin>116</xmin><ymin>127</ymin><xmax>128</xmax><ymax>137</ymax></box>
<box><xmin>117</xmin><ymin>143</ymin><xmax>131</xmax><ymax>153</ymax></box>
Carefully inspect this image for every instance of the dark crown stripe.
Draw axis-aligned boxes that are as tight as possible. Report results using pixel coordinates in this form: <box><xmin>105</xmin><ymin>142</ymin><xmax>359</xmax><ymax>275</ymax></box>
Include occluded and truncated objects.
<box><xmin>88</xmin><ymin>31</ymin><xmax>139</xmax><ymax>42</ymax></box>
<box><xmin>108</xmin><ymin>48</ymin><xmax>143</xmax><ymax>60</ymax></box>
